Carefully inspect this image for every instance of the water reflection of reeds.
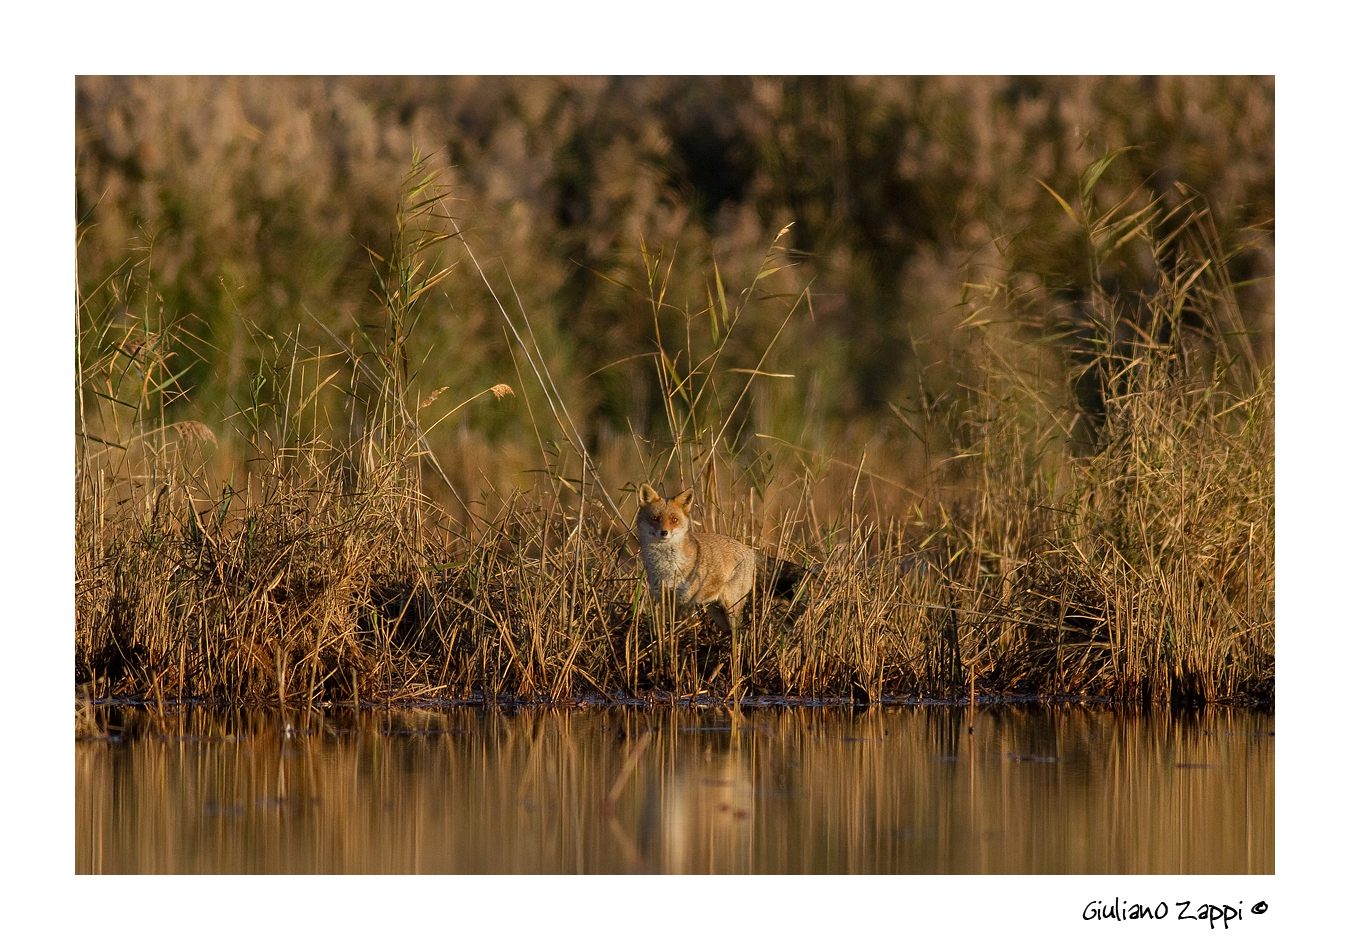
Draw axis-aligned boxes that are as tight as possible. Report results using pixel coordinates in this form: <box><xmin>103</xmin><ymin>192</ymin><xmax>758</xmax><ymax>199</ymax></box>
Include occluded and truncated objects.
<box><xmin>76</xmin><ymin>703</ymin><xmax>1272</xmax><ymax>874</ymax></box>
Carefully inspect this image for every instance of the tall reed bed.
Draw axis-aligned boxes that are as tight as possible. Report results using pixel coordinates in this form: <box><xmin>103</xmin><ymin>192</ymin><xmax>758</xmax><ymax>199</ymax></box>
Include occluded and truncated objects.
<box><xmin>76</xmin><ymin>157</ymin><xmax>1273</xmax><ymax>707</ymax></box>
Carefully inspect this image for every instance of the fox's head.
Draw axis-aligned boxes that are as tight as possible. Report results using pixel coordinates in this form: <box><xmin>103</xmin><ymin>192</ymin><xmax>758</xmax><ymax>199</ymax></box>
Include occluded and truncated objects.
<box><xmin>637</xmin><ymin>483</ymin><xmax>694</xmax><ymax>542</ymax></box>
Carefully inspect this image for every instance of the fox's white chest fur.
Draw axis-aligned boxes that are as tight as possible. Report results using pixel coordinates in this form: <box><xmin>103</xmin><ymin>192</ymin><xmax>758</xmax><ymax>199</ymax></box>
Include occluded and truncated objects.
<box><xmin>638</xmin><ymin>529</ymin><xmax>699</xmax><ymax>602</ymax></box>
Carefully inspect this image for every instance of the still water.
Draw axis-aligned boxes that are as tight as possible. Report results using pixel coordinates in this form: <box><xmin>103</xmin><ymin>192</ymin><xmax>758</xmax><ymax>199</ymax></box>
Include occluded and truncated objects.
<box><xmin>75</xmin><ymin>701</ymin><xmax>1272</xmax><ymax>874</ymax></box>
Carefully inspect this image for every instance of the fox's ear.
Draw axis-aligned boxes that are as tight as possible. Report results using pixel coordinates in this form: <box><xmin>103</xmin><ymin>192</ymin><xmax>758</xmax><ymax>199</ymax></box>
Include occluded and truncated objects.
<box><xmin>638</xmin><ymin>483</ymin><xmax>660</xmax><ymax>505</ymax></box>
<box><xmin>674</xmin><ymin>488</ymin><xmax>695</xmax><ymax>510</ymax></box>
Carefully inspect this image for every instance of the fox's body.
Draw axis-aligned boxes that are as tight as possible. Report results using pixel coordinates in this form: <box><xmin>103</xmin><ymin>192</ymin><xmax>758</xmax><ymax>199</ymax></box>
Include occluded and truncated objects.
<box><xmin>636</xmin><ymin>483</ymin><xmax>756</xmax><ymax>633</ymax></box>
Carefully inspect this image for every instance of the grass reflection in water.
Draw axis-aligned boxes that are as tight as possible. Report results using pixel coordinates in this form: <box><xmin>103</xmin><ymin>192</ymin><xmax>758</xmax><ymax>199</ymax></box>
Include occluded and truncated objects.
<box><xmin>76</xmin><ymin>701</ymin><xmax>1272</xmax><ymax>874</ymax></box>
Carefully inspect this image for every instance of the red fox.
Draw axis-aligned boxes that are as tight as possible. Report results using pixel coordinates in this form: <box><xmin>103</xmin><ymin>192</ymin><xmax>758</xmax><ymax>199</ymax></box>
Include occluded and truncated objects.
<box><xmin>636</xmin><ymin>483</ymin><xmax>805</xmax><ymax>633</ymax></box>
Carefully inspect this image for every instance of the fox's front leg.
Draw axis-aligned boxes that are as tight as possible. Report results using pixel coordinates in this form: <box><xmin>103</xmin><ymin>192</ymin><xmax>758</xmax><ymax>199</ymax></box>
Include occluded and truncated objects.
<box><xmin>707</xmin><ymin>602</ymin><xmax>734</xmax><ymax>635</ymax></box>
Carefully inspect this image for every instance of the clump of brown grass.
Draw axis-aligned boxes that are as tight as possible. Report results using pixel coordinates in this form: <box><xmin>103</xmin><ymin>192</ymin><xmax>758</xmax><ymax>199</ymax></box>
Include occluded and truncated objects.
<box><xmin>76</xmin><ymin>156</ymin><xmax>1272</xmax><ymax>707</ymax></box>
<box><xmin>895</xmin><ymin>155</ymin><xmax>1274</xmax><ymax>703</ymax></box>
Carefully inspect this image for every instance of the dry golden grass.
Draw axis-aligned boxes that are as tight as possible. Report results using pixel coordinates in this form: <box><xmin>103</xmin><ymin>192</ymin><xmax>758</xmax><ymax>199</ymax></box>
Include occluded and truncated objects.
<box><xmin>75</xmin><ymin>156</ymin><xmax>1272</xmax><ymax>708</ymax></box>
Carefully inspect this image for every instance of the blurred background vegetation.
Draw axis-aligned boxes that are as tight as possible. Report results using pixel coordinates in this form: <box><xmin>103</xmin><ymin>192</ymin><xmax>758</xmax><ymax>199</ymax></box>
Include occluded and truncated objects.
<box><xmin>75</xmin><ymin>76</ymin><xmax>1273</xmax><ymax>522</ymax></box>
